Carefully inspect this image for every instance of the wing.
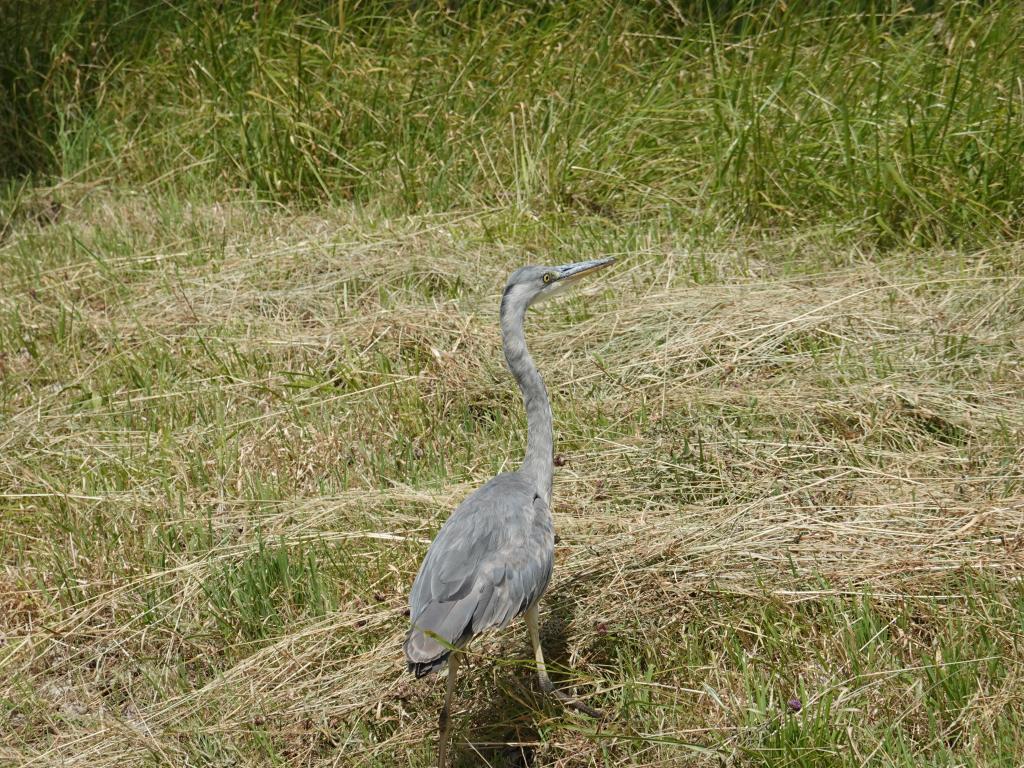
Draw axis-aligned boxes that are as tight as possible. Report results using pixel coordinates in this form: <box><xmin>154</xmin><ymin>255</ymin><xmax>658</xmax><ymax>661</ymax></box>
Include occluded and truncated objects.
<box><xmin>404</xmin><ymin>473</ymin><xmax>554</xmax><ymax>676</ymax></box>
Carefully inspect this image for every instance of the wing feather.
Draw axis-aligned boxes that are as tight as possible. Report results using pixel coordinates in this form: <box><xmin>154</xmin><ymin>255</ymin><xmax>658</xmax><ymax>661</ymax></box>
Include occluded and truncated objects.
<box><xmin>404</xmin><ymin>473</ymin><xmax>554</xmax><ymax>676</ymax></box>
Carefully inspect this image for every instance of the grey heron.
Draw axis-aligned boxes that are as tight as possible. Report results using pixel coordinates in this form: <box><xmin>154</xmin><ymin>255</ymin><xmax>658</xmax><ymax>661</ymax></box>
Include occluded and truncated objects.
<box><xmin>404</xmin><ymin>258</ymin><xmax>613</xmax><ymax>766</ymax></box>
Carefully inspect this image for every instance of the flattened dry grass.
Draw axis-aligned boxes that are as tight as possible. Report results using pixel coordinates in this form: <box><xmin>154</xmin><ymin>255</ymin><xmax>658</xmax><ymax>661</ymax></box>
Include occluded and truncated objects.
<box><xmin>1</xmin><ymin>195</ymin><xmax>1022</xmax><ymax>766</ymax></box>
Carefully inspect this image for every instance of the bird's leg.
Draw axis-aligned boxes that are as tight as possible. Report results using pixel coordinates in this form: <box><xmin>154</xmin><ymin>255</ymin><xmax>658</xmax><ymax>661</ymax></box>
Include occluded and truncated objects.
<box><xmin>524</xmin><ymin>603</ymin><xmax>556</xmax><ymax>694</ymax></box>
<box><xmin>524</xmin><ymin>604</ymin><xmax>603</xmax><ymax>719</ymax></box>
<box><xmin>436</xmin><ymin>651</ymin><xmax>459</xmax><ymax>768</ymax></box>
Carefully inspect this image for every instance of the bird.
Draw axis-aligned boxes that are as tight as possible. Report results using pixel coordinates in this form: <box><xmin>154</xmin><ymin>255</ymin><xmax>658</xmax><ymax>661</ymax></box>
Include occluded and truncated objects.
<box><xmin>404</xmin><ymin>258</ymin><xmax>614</xmax><ymax>767</ymax></box>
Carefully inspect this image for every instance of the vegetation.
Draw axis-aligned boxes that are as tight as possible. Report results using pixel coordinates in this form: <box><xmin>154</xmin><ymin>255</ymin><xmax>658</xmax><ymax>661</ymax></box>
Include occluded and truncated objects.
<box><xmin>1</xmin><ymin>1</ymin><xmax>1022</xmax><ymax>766</ymax></box>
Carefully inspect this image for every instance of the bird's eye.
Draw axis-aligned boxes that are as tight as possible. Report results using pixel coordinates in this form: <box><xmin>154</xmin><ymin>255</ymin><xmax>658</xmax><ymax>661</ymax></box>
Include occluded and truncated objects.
<box><xmin>542</xmin><ymin>272</ymin><xmax>554</xmax><ymax>284</ymax></box>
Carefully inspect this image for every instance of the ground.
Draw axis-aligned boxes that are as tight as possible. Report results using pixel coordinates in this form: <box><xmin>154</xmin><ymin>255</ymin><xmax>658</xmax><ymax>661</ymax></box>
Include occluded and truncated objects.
<box><xmin>2</xmin><ymin>196</ymin><xmax>1022</xmax><ymax>766</ymax></box>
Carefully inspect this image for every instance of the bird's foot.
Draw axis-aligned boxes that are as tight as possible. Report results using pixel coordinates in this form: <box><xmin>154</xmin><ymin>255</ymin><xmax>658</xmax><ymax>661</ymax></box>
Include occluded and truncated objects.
<box><xmin>551</xmin><ymin>687</ymin><xmax>604</xmax><ymax>719</ymax></box>
<box><xmin>540</xmin><ymin>677</ymin><xmax>604</xmax><ymax>719</ymax></box>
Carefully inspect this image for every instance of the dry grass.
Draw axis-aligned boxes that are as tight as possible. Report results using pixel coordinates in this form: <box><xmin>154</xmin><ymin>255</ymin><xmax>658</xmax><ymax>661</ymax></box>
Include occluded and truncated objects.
<box><xmin>2</xmin><ymin>194</ymin><xmax>1023</xmax><ymax>767</ymax></box>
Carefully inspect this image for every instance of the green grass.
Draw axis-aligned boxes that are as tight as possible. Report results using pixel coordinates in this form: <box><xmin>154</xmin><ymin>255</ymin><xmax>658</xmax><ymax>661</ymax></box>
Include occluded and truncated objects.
<box><xmin>3</xmin><ymin>1</ymin><xmax>1024</xmax><ymax>246</ymax></box>
<box><xmin>2</xmin><ymin>2</ymin><xmax>1024</xmax><ymax>767</ymax></box>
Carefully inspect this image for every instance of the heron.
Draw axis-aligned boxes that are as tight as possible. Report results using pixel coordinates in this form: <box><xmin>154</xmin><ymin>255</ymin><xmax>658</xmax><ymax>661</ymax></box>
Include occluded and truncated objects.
<box><xmin>404</xmin><ymin>258</ymin><xmax>614</xmax><ymax>766</ymax></box>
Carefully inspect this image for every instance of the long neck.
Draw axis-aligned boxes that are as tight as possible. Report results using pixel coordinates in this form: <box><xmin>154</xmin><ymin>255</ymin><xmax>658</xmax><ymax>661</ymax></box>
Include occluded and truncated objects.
<box><xmin>500</xmin><ymin>296</ymin><xmax>553</xmax><ymax>501</ymax></box>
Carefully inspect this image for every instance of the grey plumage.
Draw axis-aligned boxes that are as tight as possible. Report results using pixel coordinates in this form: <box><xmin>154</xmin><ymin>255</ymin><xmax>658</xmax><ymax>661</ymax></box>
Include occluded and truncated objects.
<box><xmin>405</xmin><ymin>473</ymin><xmax>554</xmax><ymax>676</ymax></box>
<box><xmin>403</xmin><ymin>259</ymin><xmax>613</xmax><ymax>766</ymax></box>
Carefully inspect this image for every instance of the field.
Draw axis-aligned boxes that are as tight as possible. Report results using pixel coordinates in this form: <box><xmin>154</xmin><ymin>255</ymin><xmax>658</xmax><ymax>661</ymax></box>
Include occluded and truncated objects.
<box><xmin>2</xmin><ymin>2</ymin><xmax>1023</xmax><ymax>766</ymax></box>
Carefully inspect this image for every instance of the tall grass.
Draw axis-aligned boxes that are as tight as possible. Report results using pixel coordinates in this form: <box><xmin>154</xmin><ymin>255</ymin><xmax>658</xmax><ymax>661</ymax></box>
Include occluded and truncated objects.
<box><xmin>3</xmin><ymin>1</ymin><xmax>1023</xmax><ymax>246</ymax></box>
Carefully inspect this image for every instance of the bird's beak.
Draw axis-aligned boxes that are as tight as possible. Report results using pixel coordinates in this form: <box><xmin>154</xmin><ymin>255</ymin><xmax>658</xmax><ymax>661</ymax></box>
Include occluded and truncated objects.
<box><xmin>554</xmin><ymin>257</ymin><xmax>616</xmax><ymax>285</ymax></box>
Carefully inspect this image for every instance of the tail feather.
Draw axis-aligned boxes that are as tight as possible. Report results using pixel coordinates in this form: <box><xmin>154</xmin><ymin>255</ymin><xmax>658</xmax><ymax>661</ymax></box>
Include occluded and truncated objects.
<box><xmin>403</xmin><ymin>629</ymin><xmax>451</xmax><ymax>677</ymax></box>
<box><xmin>404</xmin><ymin>600</ymin><xmax>477</xmax><ymax>677</ymax></box>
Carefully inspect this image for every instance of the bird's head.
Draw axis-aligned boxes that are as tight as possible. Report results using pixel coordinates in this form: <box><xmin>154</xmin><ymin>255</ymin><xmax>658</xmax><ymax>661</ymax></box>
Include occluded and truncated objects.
<box><xmin>501</xmin><ymin>257</ymin><xmax>615</xmax><ymax>316</ymax></box>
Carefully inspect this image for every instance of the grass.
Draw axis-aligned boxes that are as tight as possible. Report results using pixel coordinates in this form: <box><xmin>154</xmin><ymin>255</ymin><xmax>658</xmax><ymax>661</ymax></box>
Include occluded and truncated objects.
<box><xmin>3</xmin><ymin>1</ymin><xmax>1024</xmax><ymax>246</ymax></box>
<box><xmin>2</xmin><ymin>2</ymin><xmax>1024</xmax><ymax>767</ymax></box>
